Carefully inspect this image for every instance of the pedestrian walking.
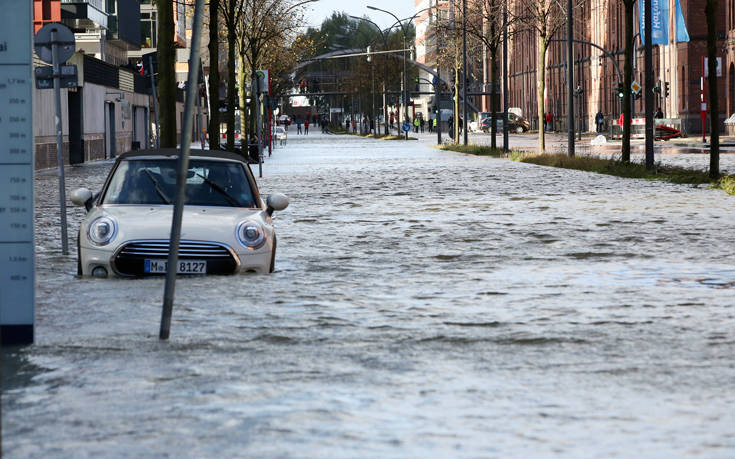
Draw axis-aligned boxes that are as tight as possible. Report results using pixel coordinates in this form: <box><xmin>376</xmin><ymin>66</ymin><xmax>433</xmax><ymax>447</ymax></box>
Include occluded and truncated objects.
<box><xmin>420</xmin><ymin>116</ymin><xmax>425</xmax><ymax>133</ymax></box>
<box><xmin>428</xmin><ymin>117</ymin><xmax>433</xmax><ymax>133</ymax></box>
<box><xmin>304</xmin><ymin>119</ymin><xmax>310</xmax><ymax>135</ymax></box>
<box><xmin>595</xmin><ymin>110</ymin><xmax>604</xmax><ymax>133</ymax></box>
<box><xmin>413</xmin><ymin>117</ymin><xmax>420</xmax><ymax>133</ymax></box>
<box><xmin>296</xmin><ymin>119</ymin><xmax>302</xmax><ymax>135</ymax></box>
<box><xmin>448</xmin><ymin>114</ymin><xmax>454</xmax><ymax>139</ymax></box>
<box><xmin>544</xmin><ymin>112</ymin><xmax>554</xmax><ymax>132</ymax></box>
<box><xmin>352</xmin><ymin>119</ymin><xmax>357</xmax><ymax>133</ymax></box>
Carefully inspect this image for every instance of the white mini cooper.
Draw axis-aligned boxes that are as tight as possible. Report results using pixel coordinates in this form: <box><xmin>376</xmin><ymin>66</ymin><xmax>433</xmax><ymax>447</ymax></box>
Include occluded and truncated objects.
<box><xmin>71</xmin><ymin>149</ymin><xmax>289</xmax><ymax>277</ymax></box>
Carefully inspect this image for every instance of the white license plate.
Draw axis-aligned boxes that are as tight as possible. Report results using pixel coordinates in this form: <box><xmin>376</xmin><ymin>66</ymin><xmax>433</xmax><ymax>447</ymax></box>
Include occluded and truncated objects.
<box><xmin>144</xmin><ymin>259</ymin><xmax>207</xmax><ymax>274</ymax></box>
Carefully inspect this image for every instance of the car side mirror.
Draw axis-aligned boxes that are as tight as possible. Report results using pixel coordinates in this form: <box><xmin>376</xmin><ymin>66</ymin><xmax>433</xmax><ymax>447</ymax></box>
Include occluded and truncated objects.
<box><xmin>266</xmin><ymin>193</ymin><xmax>289</xmax><ymax>216</ymax></box>
<box><xmin>71</xmin><ymin>188</ymin><xmax>94</xmax><ymax>211</ymax></box>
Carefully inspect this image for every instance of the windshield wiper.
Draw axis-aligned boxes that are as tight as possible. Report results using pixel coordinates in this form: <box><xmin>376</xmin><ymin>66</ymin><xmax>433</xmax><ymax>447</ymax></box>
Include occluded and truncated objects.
<box><xmin>195</xmin><ymin>172</ymin><xmax>240</xmax><ymax>206</ymax></box>
<box><xmin>142</xmin><ymin>169</ymin><xmax>172</xmax><ymax>204</ymax></box>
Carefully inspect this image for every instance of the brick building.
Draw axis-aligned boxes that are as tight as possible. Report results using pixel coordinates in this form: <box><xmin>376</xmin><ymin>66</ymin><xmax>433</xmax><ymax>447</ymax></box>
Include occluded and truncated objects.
<box><xmin>507</xmin><ymin>0</ymin><xmax>727</xmax><ymax>136</ymax></box>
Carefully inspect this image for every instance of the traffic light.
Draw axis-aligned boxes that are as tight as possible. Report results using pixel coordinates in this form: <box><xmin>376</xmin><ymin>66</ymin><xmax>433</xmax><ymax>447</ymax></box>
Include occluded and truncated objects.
<box><xmin>366</xmin><ymin>46</ymin><xmax>372</xmax><ymax>63</ymax></box>
<box><xmin>653</xmin><ymin>80</ymin><xmax>662</xmax><ymax>94</ymax></box>
<box><xmin>664</xmin><ymin>81</ymin><xmax>670</xmax><ymax>98</ymax></box>
<box><xmin>616</xmin><ymin>83</ymin><xmax>624</xmax><ymax>99</ymax></box>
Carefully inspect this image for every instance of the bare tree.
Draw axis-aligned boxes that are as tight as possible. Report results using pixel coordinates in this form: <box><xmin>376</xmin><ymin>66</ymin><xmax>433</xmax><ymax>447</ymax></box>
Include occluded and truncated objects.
<box><xmin>463</xmin><ymin>0</ymin><xmax>506</xmax><ymax>148</ymax></box>
<box><xmin>157</xmin><ymin>0</ymin><xmax>177</xmax><ymax>147</ymax></box>
<box><xmin>512</xmin><ymin>0</ymin><xmax>567</xmax><ymax>153</ymax></box>
<box><xmin>208</xmin><ymin>0</ymin><xmax>221</xmax><ymax>148</ymax></box>
<box><xmin>219</xmin><ymin>0</ymin><xmax>246</xmax><ymax>151</ymax></box>
<box><xmin>236</xmin><ymin>0</ymin><xmax>309</xmax><ymax>140</ymax></box>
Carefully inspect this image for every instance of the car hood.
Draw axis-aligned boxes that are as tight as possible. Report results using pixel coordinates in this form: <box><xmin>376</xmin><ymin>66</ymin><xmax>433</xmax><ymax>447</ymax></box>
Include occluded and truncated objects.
<box><xmin>86</xmin><ymin>205</ymin><xmax>267</xmax><ymax>245</ymax></box>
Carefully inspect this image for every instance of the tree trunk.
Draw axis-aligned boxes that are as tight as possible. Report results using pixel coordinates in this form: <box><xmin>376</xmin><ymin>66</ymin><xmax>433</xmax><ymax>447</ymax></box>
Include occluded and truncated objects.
<box><xmin>207</xmin><ymin>0</ymin><xmax>220</xmax><ymax>149</ymax></box>
<box><xmin>226</xmin><ymin>26</ymin><xmax>236</xmax><ymax>151</ymax></box>
<box><xmin>537</xmin><ymin>34</ymin><xmax>546</xmax><ymax>153</ymax></box>
<box><xmin>157</xmin><ymin>0</ymin><xmax>177</xmax><ymax>148</ymax></box>
<box><xmin>454</xmin><ymin>65</ymin><xmax>460</xmax><ymax>144</ymax></box>
<box><xmin>238</xmin><ymin>51</ymin><xmax>248</xmax><ymax>140</ymax></box>
<box><xmin>706</xmin><ymin>0</ymin><xmax>720</xmax><ymax>178</ymax></box>
<box><xmin>622</xmin><ymin>0</ymin><xmax>634</xmax><ymax>163</ymax></box>
<box><xmin>490</xmin><ymin>36</ymin><xmax>498</xmax><ymax>149</ymax></box>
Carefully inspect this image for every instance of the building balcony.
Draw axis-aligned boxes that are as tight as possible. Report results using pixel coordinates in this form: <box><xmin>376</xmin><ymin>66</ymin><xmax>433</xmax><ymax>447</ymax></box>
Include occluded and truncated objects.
<box><xmin>60</xmin><ymin>0</ymin><xmax>108</xmax><ymax>30</ymax></box>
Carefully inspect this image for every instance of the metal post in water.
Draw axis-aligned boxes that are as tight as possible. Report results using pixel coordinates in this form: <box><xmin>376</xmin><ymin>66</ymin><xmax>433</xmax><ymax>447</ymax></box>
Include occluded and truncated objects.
<box><xmin>160</xmin><ymin>0</ymin><xmax>205</xmax><ymax>340</ymax></box>
<box><xmin>644</xmin><ymin>0</ymin><xmax>654</xmax><ymax>169</ymax></box>
<box><xmin>566</xmin><ymin>0</ymin><xmax>575</xmax><ymax>157</ymax></box>
<box><xmin>502</xmin><ymin>2</ymin><xmax>509</xmax><ymax>152</ymax></box>
<box><xmin>52</xmin><ymin>30</ymin><xmax>69</xmax><ymax>255</ymax></box>
<box><xmin>149</xmin><ymin>54</ymin><xmax>161</xmax><ymax>149</ymax></box>
<box><xmin>461</xmin><ymin>0</ymin><xmax>468</xmax><ymax>146</ymax></box>
<box><xmin>436</xmin><ymin>69</ymin><xmax>442</xmax><ymax>145</ymax></box>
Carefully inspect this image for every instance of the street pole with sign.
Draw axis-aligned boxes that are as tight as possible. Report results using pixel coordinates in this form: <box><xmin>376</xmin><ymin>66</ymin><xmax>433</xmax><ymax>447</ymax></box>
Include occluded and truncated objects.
<box><xmin>34</xmin><ymin>23</ymin><xmax>76</xmax><ymax>255</ymax></box>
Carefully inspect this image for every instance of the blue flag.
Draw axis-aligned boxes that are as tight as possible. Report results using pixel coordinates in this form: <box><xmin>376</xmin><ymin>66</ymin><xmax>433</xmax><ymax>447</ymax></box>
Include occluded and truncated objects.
<box><xmin>675</xmin><ymin>0</ymin><xmax>690</xmax><ymax>42</ymax></box>
<box><xmin>639</xmin><ymin>0</ymin><xmax>669</xmax><ymax>45</ymax></box>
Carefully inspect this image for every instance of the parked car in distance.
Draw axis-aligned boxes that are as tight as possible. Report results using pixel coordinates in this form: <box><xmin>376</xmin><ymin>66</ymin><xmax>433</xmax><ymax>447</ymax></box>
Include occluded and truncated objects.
<box><xmin>71</xmin><ymin>149</ymin><xmax>289</xmax><ymax>277</ymax></box>
<box><xmin>481</xmin><ymin>112</ymin><xmax>530</xmax><ymax>133</ymax></box>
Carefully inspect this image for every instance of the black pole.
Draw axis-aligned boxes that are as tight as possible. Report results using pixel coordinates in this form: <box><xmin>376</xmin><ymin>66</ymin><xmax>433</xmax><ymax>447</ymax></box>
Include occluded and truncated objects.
<box><xmin>567</xmin><ymin>0</ymin><xmax>575</xmax><ymax>156</ymax></box>
<box><xmin>436</xmin><ymin>70</ymin><xmax>442</xmax><ymax>144</ymax></box>
<box><xmin>644</xmin><ymin>0</ymin><xmax>654</xmax><ymax>169</ymax></box>
<box><xmin>462</xmin><ymin>0</ymin><xmax>468</xmax><ymax>145</ymax></box>
<box><xmin>503</xmin><ymin>1</ymin><xmax>509</xmax><ymax>152</ymax></box>
<box><xmin>160</xmin><ymin>0</ymin><xmax>205</xmax><ymax>340</ymax></box>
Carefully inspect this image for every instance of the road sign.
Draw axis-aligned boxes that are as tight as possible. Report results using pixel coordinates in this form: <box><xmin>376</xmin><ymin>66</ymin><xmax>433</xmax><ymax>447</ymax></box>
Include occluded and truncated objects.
<box><xmin>631</xmin><ymin>80</ymin><xmax>641</xmax><ymax>94</ymax></box>
<box><xmin>1</xmin><ymin>0</ymin><xmax>34</xmax><ymax>345</ymax></box>
<box><xmin>402</xmin><ymin>122</ymin><xmax>411</xmax><ymax>132</ymax></box>
<box><xmin>703</xmin><ymin>57</ymin><xmax>722</xmax><ymax>78</ymax></box>
<box><xmin>34</xmin><ymin>23</ymin><xmax>75</xmax><ymax>64</ymax></box>
<box><xmin>35</xmin><ymin>65</ymin><xmax>78</xmax><ymax>89</ymax></box>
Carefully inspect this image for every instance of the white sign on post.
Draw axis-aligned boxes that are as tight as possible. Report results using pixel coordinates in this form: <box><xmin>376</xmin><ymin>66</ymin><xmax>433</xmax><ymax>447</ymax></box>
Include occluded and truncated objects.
<box><xmin>703</xmin><ymin>57</ymin><xmax>722</xmax><ymax>78</ymax></box>
<box><xmin>0</xmin><ymin>0</ymin><xmax>34</xmax><ymax>345</ymax></box>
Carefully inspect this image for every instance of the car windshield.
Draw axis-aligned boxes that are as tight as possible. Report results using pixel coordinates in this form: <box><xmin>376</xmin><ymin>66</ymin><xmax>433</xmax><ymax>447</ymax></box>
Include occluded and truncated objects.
<box><xmin>103</xmin><ymin>158</ymin><xmax>256</xmax><ymax>207</ymax></box>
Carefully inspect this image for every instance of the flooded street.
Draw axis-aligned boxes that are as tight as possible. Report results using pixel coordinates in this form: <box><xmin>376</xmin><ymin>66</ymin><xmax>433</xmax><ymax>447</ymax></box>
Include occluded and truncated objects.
<box><xmin>3</xmin><ymin>131</ymin><xmax>735</xmax><ymax>457</ymax></box>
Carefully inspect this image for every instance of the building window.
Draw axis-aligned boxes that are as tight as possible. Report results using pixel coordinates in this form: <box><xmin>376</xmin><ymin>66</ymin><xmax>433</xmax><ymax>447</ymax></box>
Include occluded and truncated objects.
<box><xmin>141</xmin><ymin>12</ymin><xmax>157</xmax><ymax>48</ymax></box>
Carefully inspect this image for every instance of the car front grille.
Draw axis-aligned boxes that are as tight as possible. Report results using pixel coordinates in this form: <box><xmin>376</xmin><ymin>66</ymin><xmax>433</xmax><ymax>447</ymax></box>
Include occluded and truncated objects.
<box><xmin>113</xmin><ymin>240</ymin><xmax>239</xmax><ymax>276</ymax></box>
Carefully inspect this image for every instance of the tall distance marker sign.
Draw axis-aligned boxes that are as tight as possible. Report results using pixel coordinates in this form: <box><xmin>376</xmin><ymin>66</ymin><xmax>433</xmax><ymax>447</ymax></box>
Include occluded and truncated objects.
<box><xmin>0</xmin><ymin>0</ymin><xmax>34</xmax><ymax>345</ymax></box>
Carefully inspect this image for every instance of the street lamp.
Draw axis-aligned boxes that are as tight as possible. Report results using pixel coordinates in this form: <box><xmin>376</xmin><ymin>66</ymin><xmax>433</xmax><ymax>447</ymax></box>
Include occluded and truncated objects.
<box><xmin>349</xmin><ymin>15</ymin><xmax>391</xmax><ymax>136</ymax></box>
<box><xmin>367</xmin><ymin>5</ymin><xmax>411</xmax><ymax>139</ymax></box>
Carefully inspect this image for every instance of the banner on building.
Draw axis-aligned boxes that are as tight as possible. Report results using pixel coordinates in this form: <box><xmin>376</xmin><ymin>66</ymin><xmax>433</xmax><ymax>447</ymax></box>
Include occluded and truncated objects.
<box><xmin>639</xmin><ymin>0</ymin><xmax>689</xmax><ymax>45</ymax></box>
<box><xmin>675</xmin><ymin>0</ymin><xmax>690</xmax><ymax>43</ymax></box>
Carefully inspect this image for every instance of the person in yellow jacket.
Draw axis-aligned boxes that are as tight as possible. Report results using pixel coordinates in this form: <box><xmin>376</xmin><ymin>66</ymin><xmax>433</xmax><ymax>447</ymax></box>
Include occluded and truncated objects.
<box><xmin>413</xmin><ymin>116</ymin><xmax>420</xmax><ymax>133</ymax></box>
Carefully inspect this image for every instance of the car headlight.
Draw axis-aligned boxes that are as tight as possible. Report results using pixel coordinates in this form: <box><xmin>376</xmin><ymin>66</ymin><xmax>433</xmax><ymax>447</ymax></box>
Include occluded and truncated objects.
<box><xmin>236</xmin><ymin>220</ymin><xmax>266</xmax><ymax>249</ymax></box>
<box><xmin>87</xmin><ymin>216</ymin><xmax>118</xmax><ymax>246</ymax></box>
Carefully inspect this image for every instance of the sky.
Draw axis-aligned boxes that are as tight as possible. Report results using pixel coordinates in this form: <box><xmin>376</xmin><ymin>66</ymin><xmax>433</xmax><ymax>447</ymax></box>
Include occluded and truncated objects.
<box><xmin>302</xmin><ymin>0</ymin><xmax>416</xmax><ymax>30</ymax></box>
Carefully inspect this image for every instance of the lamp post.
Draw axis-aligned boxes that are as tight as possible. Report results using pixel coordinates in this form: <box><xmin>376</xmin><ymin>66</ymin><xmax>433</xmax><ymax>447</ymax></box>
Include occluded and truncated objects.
<box><xmin>350</xmin><ymin>15</ymin><xmax>391</xmax><ymax>136</ymax></box>
<box><xmin>462</xmin><ymin>0</ymin><xmax>468</xmax><ymax>145</ymax></box>
<box><xmin>367</xmin><ymin>6</ymin><xmax>411</xmax><ymax>139</ymax></box>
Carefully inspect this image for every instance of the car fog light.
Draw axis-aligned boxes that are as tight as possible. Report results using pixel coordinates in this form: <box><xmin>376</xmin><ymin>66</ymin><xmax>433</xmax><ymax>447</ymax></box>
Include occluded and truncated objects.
<box><xmin>92</xmin><ymin>266</ymin><xmax>108</xmax><ymax>278</ymax></box>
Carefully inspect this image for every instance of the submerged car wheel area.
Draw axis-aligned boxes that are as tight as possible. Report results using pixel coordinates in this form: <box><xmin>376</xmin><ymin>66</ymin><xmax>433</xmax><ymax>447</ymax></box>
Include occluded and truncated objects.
<box><xmin>71</xmin><ymin>149</ymin><xmax>289</xmax><ymax>277</ymax></box>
